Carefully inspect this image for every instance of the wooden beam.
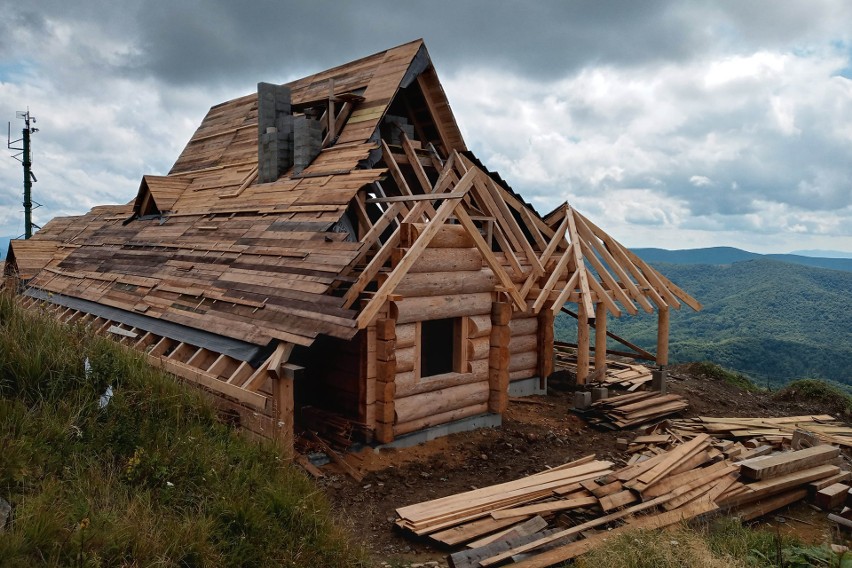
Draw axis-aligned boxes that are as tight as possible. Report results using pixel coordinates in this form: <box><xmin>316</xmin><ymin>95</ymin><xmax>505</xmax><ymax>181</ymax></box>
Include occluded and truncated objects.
<box><xmin>549</xmin><ymin>269</ymin><xmax>580</xmax><ymax>316</ymax></box>
<box><xmin>561</xmin><ymin>307</ymin><xmax>656</xmax><ymax>361</ymax></box>
<box><xmin>356</xmin><ymin>188</ymin><xmax>468</xmax><ymax>328</ymax></box>
<box><xmin>594</xmin><ymin>302</ymin><xmax>607</xmax><ymax>377</ymax></box>
<box><xmin>576</xmin><ymin>300</ymin><xmax>590</xmax><ymax>385</ymax></box>
<box><xmin>455</xmin><ymin>206</ymin><xmax>527</xmax><ymax>311</ymax></box>
<box><xmin>579</xmin><ymin>239</ymin><xmax>635</xmax><ymax>316</ymax></box>
<box><xmin>366</xmin><ymin>191</ymin><xmax>466</xmax><ymax>203</ymax></box>
<box><xmin>656</xmin><ymin>306</ymin><xmax>670</xmax><ymax>366</ymax></box>
<box><xmin>532</xmin><ymin>243</ymin><xmax>573</xmax><ymax>313</ymax></box>
<box><xmin>565</xmin><ymin>207</ymin><xmax>594</xmax><ymax>318</ymax></box>
<box><xmin>574</xmin><ymin>213</ymin><xmax>654</xmax><ymax>313</ymax></box>
<box><xmin>400</xmin><ymin>132</ymin><xmax>433</xmax><ymax>194</ymax></box>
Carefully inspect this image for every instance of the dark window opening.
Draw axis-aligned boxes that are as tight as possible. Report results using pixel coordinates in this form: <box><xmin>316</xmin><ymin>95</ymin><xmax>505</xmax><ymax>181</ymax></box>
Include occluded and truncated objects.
<box><xmin>421</xmin><ymin>318</ymin><xmax>455</xmax><ymax>377</ymax></box>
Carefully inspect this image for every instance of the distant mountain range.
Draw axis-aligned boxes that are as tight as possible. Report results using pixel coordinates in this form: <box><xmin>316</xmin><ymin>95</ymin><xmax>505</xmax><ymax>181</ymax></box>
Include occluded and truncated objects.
<box><xmin>556</xmin><ymin>256</ymin><xmax>852</xmax><ymax>387</ymax></box>
<box><xmin>632</xmin><ymin>246</ymin><xmax>852</xmax><ymax>272</ymax></box>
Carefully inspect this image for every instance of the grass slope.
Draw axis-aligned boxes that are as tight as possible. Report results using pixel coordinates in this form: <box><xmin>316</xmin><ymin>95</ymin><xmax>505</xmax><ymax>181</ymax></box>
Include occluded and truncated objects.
<box><xmin>557</xmin><ymin>258</ymin><xmax>852</xmax><ymax>386</ymax></box>
<box><xmin>0</xmin><ymin>293</ymin><xmax>365</xmax><ymax>567</ymax></box>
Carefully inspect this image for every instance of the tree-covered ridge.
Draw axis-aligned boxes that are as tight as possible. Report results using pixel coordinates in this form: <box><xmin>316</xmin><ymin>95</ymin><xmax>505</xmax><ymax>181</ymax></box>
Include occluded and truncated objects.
<box><xmin>556</xmin><ymin>258</ymin><xmax>852</xmax><ymax>386</ymax></box>
<box><xmin>633</xmin><ymin>246</ymin><xmax>852</xmax><ymax>272</ymax></box>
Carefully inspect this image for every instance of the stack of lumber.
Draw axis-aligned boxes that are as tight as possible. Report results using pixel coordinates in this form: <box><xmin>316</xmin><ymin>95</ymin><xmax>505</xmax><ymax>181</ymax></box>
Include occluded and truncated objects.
<box><xmin>590</xmin><ymin>361</ymin><xmax>654</xmax><ymax>391</ymax></box>
<box><xmin>624</xmin><ymin>429</ymin><xmax>775</xmax><ymax>462</ymax></box>
<box><xmin>554</xmin><ymin>353</ymin><xmax>653</xmax><ymax>391</ymax></box>
<box><xmin>717</xmin><ymin>444</ymin><xmax>844</xmax><ymax>521</ymax></box>
<box><xmin>397</xmin><ymin>439</ymin><xmax>731</xmax><ymax>567</ymax></box>
<box><xmin>665</xmin><ymin>415</ymin><xmax>852</xmax><ymax>448</ymax></box>
<box><xmin>581</xmin><ymin>391</ymin><xmax>689</xmax><ymax>430</ymax></box>
<box><xmin>397</xmin><ymin>436</ymin><xmax>851</xmax><ymax>566</ymax></box>
<box><xmin>395</xmin><ymin>456</ymin><xmax>615</xmax><ymax>541</ymax></box>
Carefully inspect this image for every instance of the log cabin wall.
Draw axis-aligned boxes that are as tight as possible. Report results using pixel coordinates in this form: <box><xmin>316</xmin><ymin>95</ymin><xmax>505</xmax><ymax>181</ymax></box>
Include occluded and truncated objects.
<box><xmin>367</xmin><ymin>222</ymin><xmax>557</xmax><ymax>442</ymax></box>
<box><xmin>385</xmin><ymin>223</ymin><xmax>496</xmax><ymax>439</ymax></box>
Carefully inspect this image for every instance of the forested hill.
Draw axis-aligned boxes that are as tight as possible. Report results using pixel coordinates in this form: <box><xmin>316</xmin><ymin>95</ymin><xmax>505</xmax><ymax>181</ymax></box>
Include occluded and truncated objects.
<box><xmin>558</xmin><ymin>258</ymin><xmax>852</xmax><ymax>387</ymax></box>
<box><xmin>633</xmin><ymin>246</ymin><xmax>852</xmax><ymax>272</ymax></box>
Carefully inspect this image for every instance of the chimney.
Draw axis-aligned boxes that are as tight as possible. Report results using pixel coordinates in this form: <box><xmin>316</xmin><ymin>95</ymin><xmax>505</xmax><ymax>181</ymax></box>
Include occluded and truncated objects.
<box><xmin>257</xmin><ymin>82</ymin><xmax>293</xmax><ymax>183</ymax></box>
<box><xmin>292</xmin><ymin>112</ymin><xmax>323</xmax><ymax>175</ymax></box>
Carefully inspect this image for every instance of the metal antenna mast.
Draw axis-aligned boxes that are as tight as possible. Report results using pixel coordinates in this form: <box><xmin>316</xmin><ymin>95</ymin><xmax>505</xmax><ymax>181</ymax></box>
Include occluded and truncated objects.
<box><xmin>8</xmin><ymin>109</ymin><xmax>40</xmax><ymax>239</ymax></box>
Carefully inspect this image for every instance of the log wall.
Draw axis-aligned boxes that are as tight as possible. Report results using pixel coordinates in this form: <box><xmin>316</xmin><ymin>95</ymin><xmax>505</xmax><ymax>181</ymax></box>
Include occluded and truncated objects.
<box><xmin>359</xmin><ymin>223</ymin><xmax>554</xmax><ymax>441</ymax></box>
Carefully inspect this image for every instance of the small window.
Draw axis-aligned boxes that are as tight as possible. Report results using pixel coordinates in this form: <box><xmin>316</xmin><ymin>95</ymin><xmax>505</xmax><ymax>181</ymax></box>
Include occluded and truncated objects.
<box><xmin>418</xmin><ymin>317</ymin><xmax>469</xmax><ymax>378</ymax></box>
<box><xmin>420</xmin><ymin>318</ymin><xmax>455</xmax><ymax>377</ymax></box>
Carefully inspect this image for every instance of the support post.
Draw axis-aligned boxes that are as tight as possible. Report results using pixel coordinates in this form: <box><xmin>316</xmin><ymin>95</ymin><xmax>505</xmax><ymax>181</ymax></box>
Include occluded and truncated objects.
<box><xmin>656</xmin><ymin>306</ymin><xmax>670</xmax><ymax>367</ymax></box>
<box><xmin>576</xmin><ymin>301</ymin><xmax>590</xmax><ymax>385</ymax></box>
<box><xmin>488</xmin><ymin>301</ymin><xmax>511</xmax><ymax>413</ymax></box>
<box><xmin>375</xmin><ymin>316</ymin><xmax>397</xmax><ymax>444</ymax></box>
<box><xmin>537</xmin><ymin>308</ymin><xmax>554</xmax><ymax>389</ymax></box>
<box><xmin>271</xmin><ymin>363</ymin><xmax>302</xmax><ymax>459</ymax></box>
<box><xmin>594</xmin><ymin>302</ymin><xmax>607</xmax><ymax>379</ymax></box>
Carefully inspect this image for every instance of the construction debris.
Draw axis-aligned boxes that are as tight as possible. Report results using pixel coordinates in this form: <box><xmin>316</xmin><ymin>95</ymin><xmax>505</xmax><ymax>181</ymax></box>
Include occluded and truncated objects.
<box><xmin>578</xmin><ymin>391</ymin><xmax>690</xmax><ymax>430</ymax></box>
<box><xmin>394</xmin><ymin>426</ymin><xmax>851</xmax><ymax>567</ymax></box>
<box><xmin>554</xmin><ymin>351</ymin><xmax>654</xmax><ymax>391</ymax></box>
<box><xmin>664</xmin><ymin>415</ymin><xmax>852</xmax><ymax>448</ymax></box>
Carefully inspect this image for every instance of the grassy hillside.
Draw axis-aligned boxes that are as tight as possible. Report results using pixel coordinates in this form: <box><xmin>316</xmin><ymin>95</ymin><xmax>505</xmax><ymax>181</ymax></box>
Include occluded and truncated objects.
<box><xmin>0</xmin><ymin>293</ymin><xmax>364</xmax><ymax>567</ymax></box>
<box><xmin>556</xmin><ymin>258</ymin><xmax>852</xmax><ymax>387</ymax></box>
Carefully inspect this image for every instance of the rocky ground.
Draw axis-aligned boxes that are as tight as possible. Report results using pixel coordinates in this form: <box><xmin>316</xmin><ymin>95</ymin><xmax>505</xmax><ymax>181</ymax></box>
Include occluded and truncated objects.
<box><xmin>314</xmin><ymin>364</ymin><xmax>843</xmax><ymax>566</ymax></box>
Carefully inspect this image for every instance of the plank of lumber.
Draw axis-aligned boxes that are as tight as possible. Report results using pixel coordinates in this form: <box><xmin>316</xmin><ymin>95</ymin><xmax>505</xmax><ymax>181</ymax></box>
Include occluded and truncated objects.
<box><xmin>490</xmin><ymin>496</ymin><xmax>598</xmax><ymax>519</ymax></box>
<box><xmin>719</xmin><ymin>464</ymin><xmax>840</xmax><ymax>508</ymax></box>
<box><xmin>809</xmin><ymin>471</ymin><xmax>852</xmax><ymax>493</ymax></box>
<box><xmin>501</xmin><ymin>499</ymin><xmax>718</xmax><ymax>568</ymax></box>
<box><xmin>739</xmin><ymin>445</ymin><xmax>840</xmax><ymax>480</ymax></box>
<box><xmin>479</xmin><ymin>467</ymin><xmax>723</xmax><ymax>567</ymax></box>
<box><xmin>449</xmin><ymin>527</ymin><xmax>559</xmax><ymax>568</ymax></box>
<box><xmin>734</xmin><ymin>489</ymin><xmax>808</xmax><ymax>522</ymax></box>
<box><xmin>598</xmin><ymin>490</ymin><xmax>637</xmax><ymax>512</ymax></box>
<box><xmin>465</xmin><ymin>515</ymin><xmax>549</xmax><ymax>549</ymax></box>
<box><xmin>634</xmin><ymin>434</ymin><xmax>709</xmax><ymax>488</ymax></box>
<box><xmin>430</xmin><ymin>516</ymin><xmax>529</xmax><ymax>547</ymax></box>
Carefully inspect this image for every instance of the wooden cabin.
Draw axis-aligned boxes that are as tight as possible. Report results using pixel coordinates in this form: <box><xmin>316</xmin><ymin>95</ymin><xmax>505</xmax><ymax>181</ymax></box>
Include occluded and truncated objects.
<box><xmin>4</xmin><ymin>40</ymin><xmax>700</xmax><ymax>452</ymax></box>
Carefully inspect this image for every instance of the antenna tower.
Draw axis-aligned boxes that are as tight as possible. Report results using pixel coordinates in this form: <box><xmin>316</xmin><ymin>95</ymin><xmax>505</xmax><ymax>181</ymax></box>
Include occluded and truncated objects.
<box><xmin>8</xmin><ymin>109</ymin><xmax>41</xmax><ymax>239</ymax></box>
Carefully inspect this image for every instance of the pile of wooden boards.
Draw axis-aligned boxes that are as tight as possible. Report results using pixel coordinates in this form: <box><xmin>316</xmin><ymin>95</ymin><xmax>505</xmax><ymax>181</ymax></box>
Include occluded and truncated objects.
<box><xmin>580</xmin><ymin>391</ymin><xmax>689</xmax><ymax>429</ymax></box>
<box><xmin>718</xmin><ymin>444</ymin><xmax>845</xmax><ymax>521</ymax></box>
<box><xmin>396</xmin><ymin>435</ymin><xmax>850</xmax><ymax>567</ymax></box>
<box><xmin>665</xmin><ymin>415</ymin><xmax>852</xmax><ymax>448</ymax></box>
<box><xmin>554</xmin><ymin>353</ymin><xmax>653</xmax><ymax>391</ymax></box>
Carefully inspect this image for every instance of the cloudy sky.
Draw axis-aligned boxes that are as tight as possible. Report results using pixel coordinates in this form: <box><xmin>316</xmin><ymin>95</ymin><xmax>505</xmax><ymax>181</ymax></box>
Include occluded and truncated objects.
<box><xmin>1</xmin><ymin>1</ymin><xmax>850</xmax><ymax>254</ymax></box>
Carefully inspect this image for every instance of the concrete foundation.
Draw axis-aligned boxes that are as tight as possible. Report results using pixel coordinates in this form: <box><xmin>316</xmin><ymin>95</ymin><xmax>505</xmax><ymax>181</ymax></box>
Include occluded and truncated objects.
<box><xmin>374</xmin><ymin>412</ymin><xmax>503</xmax><ymax>450</ymax></box>
<box><xmin>652</xmin><ymin>369</ymin><xmax>667</xmax><ymax>394</ymax></box>
<box><xmin>573</xmin><ymin>391</ymin><xmax>592</xmax><ymax>410</ymax></box>
<box><xmin>508</xmin><ymin>376</ymin><xmax>547</xmax><ymax>397</ymax></box>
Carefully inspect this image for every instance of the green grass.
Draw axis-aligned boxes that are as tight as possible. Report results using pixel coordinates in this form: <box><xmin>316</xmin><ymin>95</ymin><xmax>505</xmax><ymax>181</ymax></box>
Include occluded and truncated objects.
<box><xmin>774</xmin><ymin>379</ymin><xmax>852</xmax><ymax>420</ymax></box>
<box><xmin>576</xmin><ymin>518</ymin><xmax>851</xmax><ymax>568</ymax></box>
<box><xmin>0</xmin><ymin>292</ymin><xmax>365</xmax><ymax>567</ymax></box>
<box><xmin>681</xmin><ymin>361</ymin><xmax>763</xmax><ymax>392</ymax></box>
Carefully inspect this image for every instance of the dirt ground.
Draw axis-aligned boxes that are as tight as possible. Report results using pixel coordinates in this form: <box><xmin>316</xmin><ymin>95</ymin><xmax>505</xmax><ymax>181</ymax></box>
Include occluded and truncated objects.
<box><xmin>312</xmin><ymin>364</ymin><xmax>847</xmax><ymax>566</ymax></box>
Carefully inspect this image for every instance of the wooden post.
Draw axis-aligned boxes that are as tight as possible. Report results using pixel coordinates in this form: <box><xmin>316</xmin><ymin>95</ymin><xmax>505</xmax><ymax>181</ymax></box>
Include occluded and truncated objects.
<box><xmin>375</xmin><ymin>316</ymin><xmax>397</xmax><ymax>444</ymax></box>
<box><xmin>488</xmin><ymin>301</ymin><xmax>511</xmax><ymax>413</ymax></box>
<box><xmin>656</xmin><ymin>306</ymin><xmax>670</xmax><ymax>367</ymax></box>
<box><xmin>271</xmin><ymin>362</ymin><xmax>301</xmax><ymax>459</ymax></box>
<box><xmin>537</xmin><ymin>308</ymin><xmax>554</xmax><ymax>389</ymax></box>
<box><xmin>594</xmin><ymin>302</ymin><xmax>607</xmax><ymax>378</ymax></box>
<box><xmin>576</xmin><ymin>301</ymin><xmax>590</xmax><ymax>385</ymax></box>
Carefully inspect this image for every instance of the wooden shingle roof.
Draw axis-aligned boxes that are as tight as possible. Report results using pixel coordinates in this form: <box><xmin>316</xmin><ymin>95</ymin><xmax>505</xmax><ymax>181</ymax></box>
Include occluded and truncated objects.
<box><xmin>20</xmin><ymin>40</ymin><xmax>454</xmax><ymax>349</ymax></box>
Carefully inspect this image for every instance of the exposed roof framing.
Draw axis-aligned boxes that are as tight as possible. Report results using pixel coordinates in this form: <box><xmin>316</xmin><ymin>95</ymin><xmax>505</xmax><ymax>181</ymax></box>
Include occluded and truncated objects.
<box><xmin>4</xmin><ymin>38</ymin><xmax>700</xmax><ymax>416</ymax></box>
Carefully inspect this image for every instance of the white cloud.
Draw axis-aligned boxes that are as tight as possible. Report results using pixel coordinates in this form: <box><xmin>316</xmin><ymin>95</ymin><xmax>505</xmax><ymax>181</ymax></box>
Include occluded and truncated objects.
<box><xmin>1</xmin><ymin>1</ymin><xmax>851</xmax><ymax>256</ymax></box>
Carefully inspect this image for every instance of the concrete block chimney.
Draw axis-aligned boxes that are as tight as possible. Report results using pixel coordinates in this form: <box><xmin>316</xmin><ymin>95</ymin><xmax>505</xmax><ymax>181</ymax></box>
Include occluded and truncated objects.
<box><xmin>257</xmin><ymin>82</ymin><xmax>293</xmax><ymax>183</ymax></box>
